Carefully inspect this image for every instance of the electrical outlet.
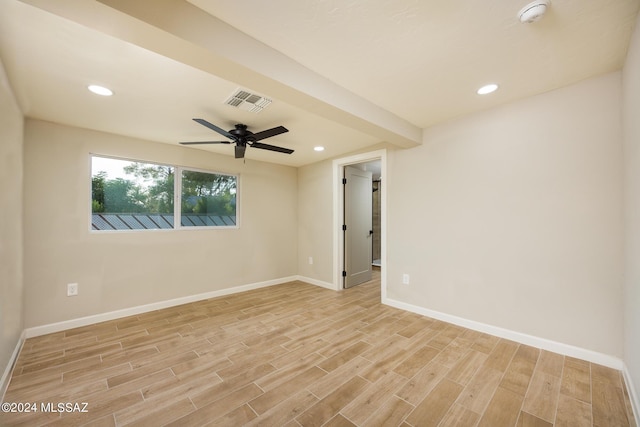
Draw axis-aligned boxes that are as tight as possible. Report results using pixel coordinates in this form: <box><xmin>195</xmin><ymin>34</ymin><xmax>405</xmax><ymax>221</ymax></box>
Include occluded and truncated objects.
<box><xmin>67</xmin><ymin>283</ymin><xmax>78</xmax><ymax>296</ymax></box>
<box><xmin>402</xmin><ymin>274</ymin><xmax>410</xmax><ymax>285</ymax></box>
<box><xmin>308</xmin><ymin>256</ymin><xmax>314</xmax><ymax>265</ymax></box>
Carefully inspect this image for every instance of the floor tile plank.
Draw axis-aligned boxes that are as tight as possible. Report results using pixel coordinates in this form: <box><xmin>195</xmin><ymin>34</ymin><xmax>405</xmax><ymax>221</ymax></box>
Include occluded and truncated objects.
<box><xmin>341</xmin><ymin>371</ymin><xmax>407</xmax><ymax>424</ymax></box>
<box><xmin>456</xmin><ymin>364</ymin><xmax>504</xmax><ymax>414</ymax></box>
<box><xmin>560</xmin><ymin>357</ymin><xmax>591</xmax><ymax>403</ymax></box>
<box><xmin>517</xmin><ymin>410</ymin><xmax>554</xmax><ymax>427</ymax></box>
<box><xmin>361</xmin><ymin>395</ymin><xmax>414</xmax><ymax>427</ymax></box>
<box><xmin>478</xmin><ymin>386</ymin><xmax>524</xmax><ymax>427</ymax></box>
<box><xmin>438</xmin><ymin>403</ymin><xmax>481</xmax><ymax>427</ymax></box>
<box><xmin>555</xmin><ymin>394</ymin><xmax>592</xmax><ymax>427</ymax></box>
<box><xmin>500</xmin><ymin>345</ymin><xmax>538</xmax><ymax>398</ymax></box>
<box><xmin>405</xmin><ymin>378</ymin><xmax>464</xmax><ymax>427</ymax></box>
<box><xmin>296</xmin><ymin>376</ymin><xmax>370</xmax><ymax>427</ymax></box>
<box><xmin>522</xmin><ymin>370</ymin><xmax>562</xmax><ymax>423</ymax></box>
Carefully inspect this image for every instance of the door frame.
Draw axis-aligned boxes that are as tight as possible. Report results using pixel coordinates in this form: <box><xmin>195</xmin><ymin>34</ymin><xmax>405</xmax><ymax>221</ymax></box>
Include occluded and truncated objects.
<box><xmin>333</xmin><ymin>149</ymin><xmax>387</xmax><ymax>298</ymax></box>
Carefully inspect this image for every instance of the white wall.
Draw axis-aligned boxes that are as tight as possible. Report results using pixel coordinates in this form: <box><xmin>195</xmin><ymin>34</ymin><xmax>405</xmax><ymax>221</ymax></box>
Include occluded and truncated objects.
<box><xmin>297</xmin><ymin>160</ymin><xmax>334</xmax><ymax>283</ymax></box>
<box><xmin>0</xmin><ymin>60</ymin><xmax>24</xmax><ymax>391</ymax></box>
<box><xmin>297</xmin><ymin>75</ymin><xmax>626</xmax><ymax>361</ymax></box>
<box><xmin>22</xmin><ymin>120</ymin><xmax>298</xmax><ymax>328</ymax></box>
<box><xmin>623</xmin><ymin>10</ymin><xmax>640</xmax><ymax>414</ymax></box>
<box><xmin>387</xmin><ymin>72</ymin><xmax>624</xmax><ymax>357</ymax></box>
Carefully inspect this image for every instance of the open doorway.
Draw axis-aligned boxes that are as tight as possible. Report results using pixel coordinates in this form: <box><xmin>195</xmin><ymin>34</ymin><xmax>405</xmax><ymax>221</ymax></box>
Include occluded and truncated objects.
<box><xmin>370</xmin><ymin>166</ymin><xmax>382</xmax><ymax>268</ymax></box>
<box><xmin>333</xmin><ymin>150</ymin><xmax>387</xmax><ymax>297</ymax></box>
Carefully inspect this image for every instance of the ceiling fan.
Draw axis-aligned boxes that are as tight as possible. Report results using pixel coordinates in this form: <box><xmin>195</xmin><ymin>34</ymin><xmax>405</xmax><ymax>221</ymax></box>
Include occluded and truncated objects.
<box><xmin>180</xmin><ymin>118</ymin><xmax>293</xmax><ymax>159</ymax></box>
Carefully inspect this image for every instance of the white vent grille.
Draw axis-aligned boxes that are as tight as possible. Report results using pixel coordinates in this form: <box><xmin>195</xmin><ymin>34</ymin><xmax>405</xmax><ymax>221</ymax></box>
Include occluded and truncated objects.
<box><xmin>224</xmin><ymin>89</ymin><xmax>272</xmax><ymax>113</ymax></box>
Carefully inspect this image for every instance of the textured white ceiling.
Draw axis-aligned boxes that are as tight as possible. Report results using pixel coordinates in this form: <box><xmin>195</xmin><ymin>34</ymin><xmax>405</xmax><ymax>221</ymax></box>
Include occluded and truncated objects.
<box><xmin>189</xmin><ymin>0</ymin><xmax>639</xmax><ymax>127</ymax></box>
<box><xmin>0</xmin><ymin>0</ymin><xmax>638</xmax><ymax>166</ymax></box>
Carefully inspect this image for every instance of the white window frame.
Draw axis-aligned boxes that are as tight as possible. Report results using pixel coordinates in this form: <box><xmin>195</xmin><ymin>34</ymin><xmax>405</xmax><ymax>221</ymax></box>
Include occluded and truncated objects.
<box><xmin>176</xmin><ymin>165</ymin><xmax>240</xmax><ymax>230</ymax></box>
<box><xmin>89</xmin><ymin>154</ymin><xmax>240</xmax><ymax>232</ymax></box>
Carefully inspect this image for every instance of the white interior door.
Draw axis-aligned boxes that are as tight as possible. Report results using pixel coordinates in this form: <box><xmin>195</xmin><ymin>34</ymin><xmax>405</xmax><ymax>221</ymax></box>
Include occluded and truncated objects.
<box><xmin>344</xmin><ymin>166</ymin><xmax>373</xmax><ymax>288</ymax></box>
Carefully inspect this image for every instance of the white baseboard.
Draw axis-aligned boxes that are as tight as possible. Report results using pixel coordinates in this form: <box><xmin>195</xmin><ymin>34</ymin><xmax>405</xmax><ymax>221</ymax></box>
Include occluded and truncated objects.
<box><xmin>1</xmin><ymin>330</ymin><xmax>26</xmax><ymax>402</ymax></box>
<box><xmin>384</xmin><ymin>297</ymin><xmax>624</xmax><ymax>370</ymax></box>
<box><xmin>296</xmin><ymin>275</ymin><xmax>337</xmax><ymax>290</ymax></box>
<box><xmin>623</xmin><ymin>363</ymin><xmax>640</xmax><ymax>424</ymax></box>
<box><xmin>25</xmin><ymin>276</ymin><xmax>299</xmax><ymax>338</ymax></box>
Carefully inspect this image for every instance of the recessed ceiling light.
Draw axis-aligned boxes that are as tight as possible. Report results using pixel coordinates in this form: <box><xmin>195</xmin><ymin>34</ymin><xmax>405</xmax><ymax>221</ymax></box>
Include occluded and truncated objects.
<box><xmin>88</xmin><ymin>85</ymin><xmax>113</xmax><ymax>96</ymax></box>
<box><xmin>477</xmin><ymin>84</ymin><xmax>498</xmax><ymax>95</ymax></box>
<box><xmin>314</xmin><ymin>146</ymin><xmax>325</xmax><ymax>152</ymax></box>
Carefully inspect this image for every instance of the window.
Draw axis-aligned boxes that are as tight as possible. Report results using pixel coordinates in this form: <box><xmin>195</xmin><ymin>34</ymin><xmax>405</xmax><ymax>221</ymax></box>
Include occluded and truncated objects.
<box><xmin>91</xmin><ymin>155</ymin><xmax>237</xmax><ymax>231</ymax></box>
<box><xmin>181</xmin><ymin>169</ymin><xmax>237</xmax><ymax>227</ymax></box>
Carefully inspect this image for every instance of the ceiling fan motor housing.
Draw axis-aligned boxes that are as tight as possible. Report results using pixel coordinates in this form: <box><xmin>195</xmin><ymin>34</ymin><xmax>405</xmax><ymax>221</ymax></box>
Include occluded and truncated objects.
<box><xmin>230</xmin><ymin>124</ymin><xmax>254</xmax><ymax>142</ymax></box>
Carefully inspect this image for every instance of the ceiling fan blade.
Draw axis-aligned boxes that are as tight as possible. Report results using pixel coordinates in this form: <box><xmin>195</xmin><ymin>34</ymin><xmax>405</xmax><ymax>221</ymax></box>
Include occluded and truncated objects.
<box><xmin>235</xmin><ymin>145</ymin><xmax>247</xmax><ymax>159</ymax></box>
<box><xmin>179</xmin><ymin>141</ymin><xmax>232</xmax><ymax>145</ymax></box>
<box><xmin>192</xmin><ymin>118</ymin><xmax>234</xmax><ymax>139</ymax></box>
<box><xmin>251</xmin><ymin>142</ymin><xmax>294</xmax><ymax>154</ymax></box>
<box><xmin>252</xmin><ymin>126</ymin><xmax>288</xmax><ymax>141</ymax></box>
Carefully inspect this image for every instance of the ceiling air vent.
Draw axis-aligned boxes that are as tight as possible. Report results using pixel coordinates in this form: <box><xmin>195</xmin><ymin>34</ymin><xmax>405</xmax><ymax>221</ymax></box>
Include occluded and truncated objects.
<box><xmin>224</xmin><ymin>89</ymin><xmax>272</xmax><ymax>113</ymax></box>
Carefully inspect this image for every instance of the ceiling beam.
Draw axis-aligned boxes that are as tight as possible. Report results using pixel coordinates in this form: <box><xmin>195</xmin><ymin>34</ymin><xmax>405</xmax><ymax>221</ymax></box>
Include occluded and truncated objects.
<box><xmin>20</xmin><ymin>0</ymin><xmax>422</xmax><ymax>148</ymax></box>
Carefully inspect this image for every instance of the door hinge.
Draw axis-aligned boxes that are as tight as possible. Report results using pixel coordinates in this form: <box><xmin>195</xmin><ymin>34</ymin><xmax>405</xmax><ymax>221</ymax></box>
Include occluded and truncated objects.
<box><xmin>342</xmin><ymin>178</ymin><xmax>347</xmax><ymax>185</ymax></box>
<box><xmin>342</xmin><ymin>270</ymin><xmax>347</xmax><ymax>277</ymax></box>
<box><xmin>342</xmin><ymin>224</ymin><xmax>347</xmax><ymax>231</ymax></box>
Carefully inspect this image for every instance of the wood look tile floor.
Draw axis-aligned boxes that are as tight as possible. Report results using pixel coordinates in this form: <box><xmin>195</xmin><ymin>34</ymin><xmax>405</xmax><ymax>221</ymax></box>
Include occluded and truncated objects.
<box><xmin>2</xmin><ymin>271</ymin><xmax>636</xmax><ymax>426</ymax></box>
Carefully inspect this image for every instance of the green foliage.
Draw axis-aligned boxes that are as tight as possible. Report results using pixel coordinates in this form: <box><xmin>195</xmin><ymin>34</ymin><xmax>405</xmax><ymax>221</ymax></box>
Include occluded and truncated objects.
<box><xmin>91</xmin><ymin>171</ymin><xmax>106</xmax><ymax>212</ymax></box>
<box><xmin>91</xmin><ymin>161</ymin><xmax>236</xmax><ymax>218</ymax></box>
<box><xmin>181</xmin><ymin>171</ymin><xmax>236</xmax><ymax>217</ymax></box>
<box><xmin>123</xmin><ymin>163</ymin><xmax>174</xmax><ymax>214</ymax></box>
<box><xmin>91</xmin><ymin>163</ymin><xmax>174</xmax><ymax>214</ymax></box>
<box><xmin>91</xmin><ymin>199</ymin><xmax>104</xmax><ymax>213</ymax></box>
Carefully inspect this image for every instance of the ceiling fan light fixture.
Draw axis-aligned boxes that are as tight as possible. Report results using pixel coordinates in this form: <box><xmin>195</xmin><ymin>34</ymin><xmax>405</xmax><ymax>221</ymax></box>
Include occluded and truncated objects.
<box><xmin>87</xmin><ymin>84</ymin><xmax>113</xmax><ymax>96</ymax></box>
<box><xmin>477</xmin><ymin>83</ymin><xmax>498</xmax><ymax>95</ymax></box>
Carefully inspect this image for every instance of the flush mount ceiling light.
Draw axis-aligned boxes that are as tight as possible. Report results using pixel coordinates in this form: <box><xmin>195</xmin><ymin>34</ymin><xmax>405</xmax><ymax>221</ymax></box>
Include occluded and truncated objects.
<box><xmin>477</xmin><ymin>84</ymin><xmax>498</xmax><ymax>95</ymax></box>
<box><xmin>314</xmin><ymin>146</ymin><xmax>325</xmax><ymax>152</ymax></box>
<box><xmin>518</xmin><ymin>0</ymin><xmax>550</xmax><ymax>24</ymax></box>
<box><xmin>88</xmin><ymin>84</ymin><xmax>113</xmax><ymax>96</ymax></box>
